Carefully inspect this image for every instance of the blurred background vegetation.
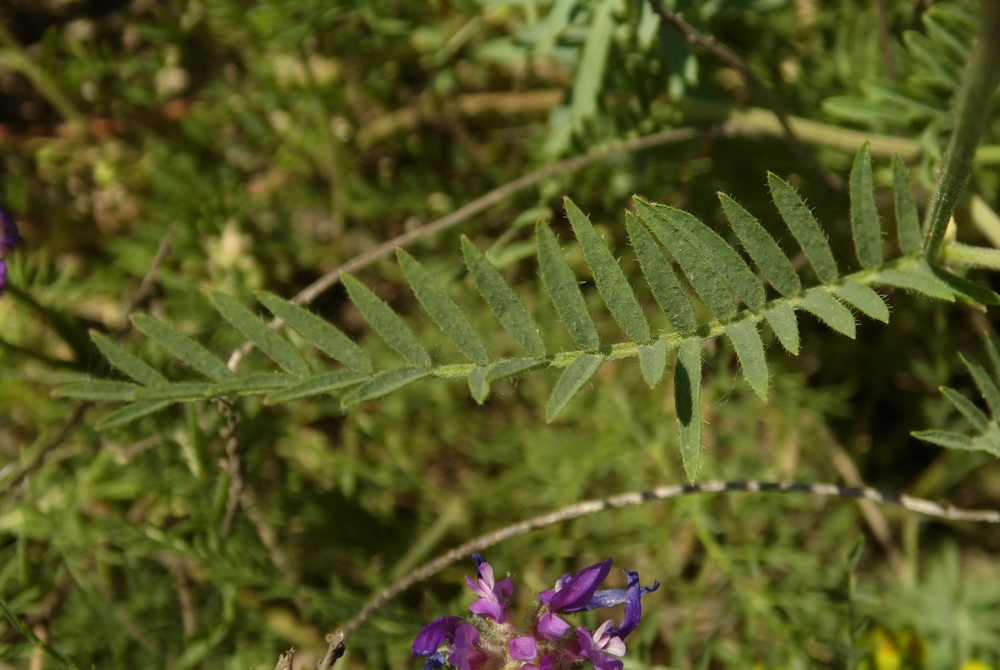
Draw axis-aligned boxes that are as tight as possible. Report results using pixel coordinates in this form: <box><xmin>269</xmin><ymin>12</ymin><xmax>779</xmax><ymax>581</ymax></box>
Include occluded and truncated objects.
<box><xmin>2</xmin><ymin>0</ymin><xmax>1000</xmax><ymax>668</ymax></box>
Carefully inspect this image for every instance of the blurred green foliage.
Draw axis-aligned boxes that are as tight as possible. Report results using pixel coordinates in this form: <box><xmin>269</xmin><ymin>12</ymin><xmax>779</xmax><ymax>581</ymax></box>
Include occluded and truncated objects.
<box><xmin>2</xmin><ymin>0</ymin><xmax>1000</xmax><ymax>668</ymax></box>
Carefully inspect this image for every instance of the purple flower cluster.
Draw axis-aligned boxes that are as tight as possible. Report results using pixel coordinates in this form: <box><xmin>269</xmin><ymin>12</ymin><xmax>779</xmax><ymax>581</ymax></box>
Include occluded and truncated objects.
<box><xmin>0</xmin><ymin>206</ymin><xmax>21</xmax><ymax>295</ymax></box>
<box><xmin>413</xmin><ymin>555</ymin><xmax>658</xmax><ymax>670</ymax></box>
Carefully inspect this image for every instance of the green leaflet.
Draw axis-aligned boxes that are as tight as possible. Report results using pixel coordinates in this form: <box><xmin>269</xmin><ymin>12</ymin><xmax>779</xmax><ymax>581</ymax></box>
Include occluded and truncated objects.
<box><xmin>675</xmin><ymin>339</ymin><xmax>702</xmax><ymax>482</ymax></box>
<box><xmin>342</xmin><ymin>367</ymin><xmax>431</xmax><ymax>406</ymax></box>
<box><xmin>462</xmin><ymin>237</ymin><xmax>546</xmax><ymax>358</ymax></box>
<box><xmin>892</xmin><ymin>155</ymin><xmax>922</xmax><ymax>255</ymax></box>
<box><xmin>209</xmin><ymin>373</ymin><xmax>298</xmax><ymax>396</ymax></box>
<box><xmin>636</xmin><ymin>200</ymin><xmax>737</xmax><ymax>321</ymax></box>
<box><xmin>547</xmin><ymin>354</ymin><xmax>604</xmax><ymax>421</ymax></box>
<box><xmin>53</xmin><ymin>380</ymin><xmax>139</xmax><ymax>401</ymax></box>
<box><xmin>468</xmin><ymin>366</ymin><xmax>490</xmax><ymax>404</ymax></box>
<box><xmin>912</xmin><ymin>429</ymin><xmax>976</xmax><ymax>451</ymax></box>
<box><xmin>536</xmin><ymin>221</ymin><xmax>601</xmax><ymax>351</ymax></box>
<box><xmin>91</xmin><ymin>331</ymin><xmax>166</xmax><ymax>386</ymax></box>
<box><xmin>97</xmin><ymin>400</ymin><xmax>172</xmax><ymax>430</ymax></box>
<box><xmin>213</xmin><ymin>291</ymin><xmax>312</xmax><ymax>376</ymax></box>
<box><xmin>763</xmin><ymin>304</ymin><xmax>800</xmax><ymax>355</ymax></box>
<box><xmin>638</xmin><ymin>339</ymin><xmax>668</xmax><ymax>388</ymax></box>
<box><xmin>564</xmin><ymin>198</ymin><xmax>651</xmax><ymax>343</ymax></box>
<box><xmin>398</xmin><ymin>250</ymin><xmax>490</xmax><ymax>365</ymax></box>
<box><xmin>486</xmin><ymin>358</ymin><xmax>546</xmax><ymax>383</ymax></box>
<box><xmin>929</xmin><ymin>267</ymin><xmax>1000</xmax><ymax>305</ymax></box>
<box><xmin>625</xmin><ymin>212</ymin><xmax>697</xmax><ymax>334</ymax></box>
<box><xmin>719</xmin><ymin>193</ymin><xmax>801</xmax><ymax>297</ymax></box>
<box><xmin>131</xmin><ymin>314</ymin><xmax>234</xmax><ymax>381</ymax></box>
<box><xmin>800</xmin><ymin>290</ymin><xmax>856</xmax><ymax>338</ymax></box>
<box><xmin>849</xmin><ymin>142</ymin><xmax>883</xmax><ymax>269</ymax></box>
<box><xmin>724</xmin><ymin>321</ymin><xmax>768</xmax><ymax>398</ymax></box>
<box><xmin>134</xmin><ymin>383</ymin><xmax>213</xmax><ymax>401</ymax></box>
<box><xmin>768</xmin><ymin>173</ymin><xmax>840</xmax><ymax>284</ymax></box>
<box><xmin>341</xmin><ymin>274</ymin><xmax>432</xmax><ymax>368</ymax></box>
<box><xmin>256</xmin><ymin>291</ymin><xmax>372</xmax><ymax>373</ymax></box>
<box><xmin>879</xmin><ymin>263</ymin><xmax>955</xmax><ymax>301</ymax></box>
<box><xmin>833</xmin><ymin>283</ymin><xmax>890</xmax><ymax>323</ymax></box>
<box><xmin>940</xmin><ymin>387</ymin><xmax>991</xmax><ymax>432</ymax></box>
<box><xmin>960</xmin><ymin>353</ymin><xmax>1000</xmax><ymax>416</ymax></box>
<box><xmin>265</xmin><ymin>370</ymin><xmax>369</xmax><ymax>403</ymax></box>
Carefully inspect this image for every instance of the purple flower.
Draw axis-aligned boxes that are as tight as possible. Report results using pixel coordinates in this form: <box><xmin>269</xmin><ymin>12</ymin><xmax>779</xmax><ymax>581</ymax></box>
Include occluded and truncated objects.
<box><xmin>569</xmin><ymin>622</ymin><xmax>627</xmax><ymax>670</ymax></box>
<box><xmin>0</xmin><ymin>206</ymin><xmax>20</xmax><ymax>296</ymax></box>
<box><xmin>508</xmin><ymin>636</ymin><xmax>538</xmax><ymax>661</ymax></box>
<box><xmin>539</xmin><ymin>559</ymin><xmax>612</xmax><ymax>613</ymax></box>
<box><xmin>412</xmin><ymin>616</ymin><xmax>463</xmax><ymax>657</ymax></box>
<box><xmin>449</xmin><ymin>624</ymin><xmax>489</xmax><ymax>670</ymax></box>
<box><xmin>465</xmin><ymin>553</ymin><xmax>513</xmax><ymax>623</ymax></box>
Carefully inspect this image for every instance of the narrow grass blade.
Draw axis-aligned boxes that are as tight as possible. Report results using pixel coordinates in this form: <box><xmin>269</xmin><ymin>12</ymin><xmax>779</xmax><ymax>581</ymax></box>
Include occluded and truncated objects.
<box><xmin>763</xmin><ymin>304</ymin><xmax>800</xmax><ymax>354</ymax></box>
<box><xmin>536</xmin><ymin>221</ymin><xmax>601</xmax><ymax>351</ymax></box>
<box><xmin>960</xmin><ymin>353</ymin><xmax>1000</xmax><ymax>416</ymax></box>
<box><xmin>638</xmin><ymin>339</ymin><xmax>668</xmax><ymax>388</ymax></box>
<box><xmin>131</xmin><ymin>314</ymin><xmax>234</xmax><ymax>381</ymax></box>
<box><xmin>90</xmin><ymin>331</ymin><xmax>166</xmax><ymax>386</ymax></box>
<box><xmin>849</xmin><ymin>142</ymin><xmax>883</xmax><ymax>269</ymax></box>
<box><xmin>486</xmin><ymin>358</ymin><xmax>546</xmax><ymax>383</ymax></box>
<box><xmin>941</xmin><ymin>387</ymin><xmax>991</xmax><ymax>432</ymax></box>
<box><xmin>626</xmin><ymin>212</ymin><xmax>697</xmax><ymax>334</ymax></box>
<box><xmin>133</xmin><ymin>383</ymin><xmax>213</xmax><ymax>401</ymax></box>
<box><xmin>265</xmin><ymin>370</ymin><xmax>370</xmax><ymax>403</ymax></box>
<box><xmin>912</xmin><ymin>429</ymin><xmax>975</xmax><ymax>451</ymax></box>
<box><xmin>208</xmin><ymin>373</ymin><xmax>298</xmax><ymax>397</ymax></box>
<box><xmin>256</xmin><ymin>291</ymin><xmax>372</xmax><ymax>373</ymax></box>
<box><xmin>989</xmin><ymin>332</ymin><xmax>1000</xmax><ymax>378</ymax></box>
<box><xmin>636</xmin><ymin>201</ymin><xmax>737</xmax><ymax>321</ymax></box>
<box><xmin>547</xmin><ymin>353</ymin><xmax>604</xmax><ymax>421</ymax></box>
<box><xmin>468</xmin><ymin>367</ymin><xmax>490</xmax><ymax>404</ymax></box>
<box><xmin>342</xmin><ymin>367</ymin><xmax>431</xmax><ymax>405</ymax></box>
<box><xmin>768</xmin><ymin>173</ymin><xmax>839</xmax><ymax>283</ymax></box>
<box><xmin>833</xmin><ymin>283</ymin><xmax>890</xmax><ymax>323</ymax></box>
<box><xmin>675</xmin><ymin>338</ymin><xmax>702</xmax><ymax>482</ymax></box>
<box><xmin>928</xmin><ymin>267</ymin><xmax>1000</xmax><ymax>305</ymax></box>
<box><xmin>97</xmin><ymin>400</ymin><xmax>172</xmax><ymax>430</ymax></box>
<box><xmin>213</xmin><ymin>292</ymin><xmax>312</xmax><ymax>376</ymax></box>
<box><xmin>800</xmin><ymin>290</ymin><xmax>856</xmax><ymax>338</ymax></box>
<box><xmin>462</xmin><ymin>237</ymin><xmax>546</xmax><ymax>358</ymax></box>
<box><xmin>649</xmin><ymin>200</ymin><xmax>766</xmax><ymax>309</ymax></box>
<box><xmin>719</xmin><ymin>193</ymin><xmax>801</xmax><ymax>297</ymax></box>
<box><xmin>341</xmin><ymin>275</ymin><xmax>432</xmax><ymax>368</ymax></box>
<box><xmin>398</xmin><ymin>250</ymin><xmax>490</xmax><ymax>365</ymax></box>
<box><xmin>564</xmin><ymin>198</ymin><xmax>651</xmax><ymax>343</ymax></box>
<box><xmin>570</xmin><ymin>0</ymin><xmax>614</xmax><ymax>121</ymax></box>
<box><xmin>724</xmin><ymin>321</ymin><xmax>768</xmax><ymax>398</ymax></box>
<box><xmin>892</xmin><ymin>155</ymin><xmax>922</xmax><ymax>255</ymax></box>
<box><xmin>53</xmin><ymin>380</ymin><xmax>138</xmax><ymax>401</ymax></box>
<box><xmin>879</xmin><ymin>263</ymin><xmax>954</xmax><ymax>301</ymax></box>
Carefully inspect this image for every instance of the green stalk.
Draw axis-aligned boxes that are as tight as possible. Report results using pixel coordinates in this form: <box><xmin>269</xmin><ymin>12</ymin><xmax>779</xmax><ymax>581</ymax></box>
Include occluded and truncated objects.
<box><xmin>923</xmin><ymin>0</ymin><xmax>1000</xmax><ymax>261</ymax></box>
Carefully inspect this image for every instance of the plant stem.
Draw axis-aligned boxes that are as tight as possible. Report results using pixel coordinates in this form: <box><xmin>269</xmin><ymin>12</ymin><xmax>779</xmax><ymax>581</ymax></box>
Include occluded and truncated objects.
<box><xmin>923</xmin><ymin>0</ymin><xmax>1000</xmax><ymax>261</ymax></box>
<box><xmin>939</xmin><ymin>241</ymin><xmax>1000</xmax><ymax>271</ymax></box>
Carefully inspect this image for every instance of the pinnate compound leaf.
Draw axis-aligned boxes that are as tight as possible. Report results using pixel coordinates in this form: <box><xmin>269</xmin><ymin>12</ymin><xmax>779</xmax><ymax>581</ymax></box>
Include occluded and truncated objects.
<box><xmin>564</xmin><ymin>198</ymin><xmax>651</xmax><ymax>343</ymax></box>
<box><xmin>397</xmin><ymin>250</ymin><xmax>489</xmax><ymax>365</ymax></box>
<box><xmin>536</xmin><ymin>221</ymin><xmax>601</xmax><ymax>351</ymax></box>
<box><xmin>724</xmin><ymin>321</ymin><xmax>768</xmax><ymax>398</ymax></box>
<box><xmin>675</xmin><ymin>339</ymin><xmax>702</xmax><ymax>482</ymax></box>
<box><xmin>342</xmin><ymin>367</ymin><xmax>431</xmax><ymax>406</ymax></box>
<box><xmin>768</xmin><ymin>173</ymin><xmax>839</xmax><ymax>283</ymax></box>
<box><xmin>625</xmin><ymin>212</ymin><xmax>696</xmax><ymax>334</ymax></box>
<box><xmin>941</xmin><ymin>387</ymin><xmax>991</xmax><ymax>433</ymax></box>
<box><xmin>719</xmin><ymin>193</ymin><xmax>801</xmax><ymax>297</ymax></box>
<box><xmin>97</xmin><ymin>400</ymin><xmax>172</xmax><ymax>430</ymax></box>
<box><xmin>131</xmin><ymin>314</ymin><xmax>234</xmax><ymax>381</ymax></box>
<box><xmin>213</xmin><ymin>292</ymin><xmax>312</xmax><ymax>376</ymax></box>
<box><xmin>849</xmin><ymin>142</ymin><xmax>883</xmax><ymax>269</ymax></box>
<box><xmin>91</xmin><ymin>331</ymin><xmax>166</xmax><ymax>386</ymax></box>
<box><xmin>960</xmin><ymin>353</ymin><xmax>1000</xmax><ymax>416</ymax></box>
<box><xmin>800</xmin><ymin>290</ymin><xmax>856</xmax><ymax>338</ymax></box>
<box><xmin>763</xmin><ymin>304</ymin><xmax>800</xmax><ymax>354</ymax></box>
<box><xmin>462</xmin><ymin>237</ymin><xmax>546</xmax><ymax>358</ymax></box>
<box><xmin>879</xmin><ymin>262</ymin><xmax>954</xmax><ymax>301</ymax></box>
<box><xmin>256</xmin><ymin>291</ymin><xmax>371</xmax><ymax>373</ymax></box>
<box><xmin>468</xmin><ymin>367</ymin><xmax>490</xmax><ymax>404</ymax></box>
<box><xmin>638</xmin><ymin>339</ymin><xmax>668</xmax><ymax>388</ymax></box>
<box><xmin>341</xmin><ymin>275</ymin><xmax>431</xmax><ymax>368</ymax></box>
<box><xmin>265</xmin><ymin>370</ymin><xmax>370</xmax><ymax>404</ymax></box>
<box><xmin>547</xmin><ymin>354</ymin><xmax>604</xmax><ymax>421</ymax></box>
<box><xmin>54</xmin><ymin>380</ymin><xmax>139</xmax><ymax>401</ymax></box>
<box><xmin>833</xmin><ymin>283</ymin><xmax>890</xmax><ymax>323</ymax></box>
<box><xmin>892</xmin><ymin>155</ymin><xmax>922</xmax><ymax>255</ymax></box>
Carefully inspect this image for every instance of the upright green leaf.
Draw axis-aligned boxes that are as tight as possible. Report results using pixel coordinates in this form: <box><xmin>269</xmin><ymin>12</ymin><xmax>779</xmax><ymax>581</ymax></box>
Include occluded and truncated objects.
<box><xmin>940</xmin><ymin>387</ymin><xmax>991</xmax><ymax>432</ymax></box>
<box><xmin>833</xmin><ymin>283</ymin><xmax>890</xmax><ymax>323</ymax></box>
<box><xmin>719</xmin><ymin>194</ymin><xmax>801</xmax><ymax>297</ymax></box>
<box><xmin>724</xmin><ymin>321</ymin><xmax>768</xmax><ymax>398</ymax></box>
<box><xmin>90</xmin><ymin>331</ymin><xmax>166</xmax><ymax>386</ymax></box>
<box><xmin>800</xmin><ymin>291</ymin><xmax>856</xmax><ymax>338</ymax></box>
<box><xmin>625</xmin><ymin>212</ymin><xmax>697</xmax><ymax>334</ymax></box>
<box><xmin>213</xmin><ymin>292</ymin><xmax>312</xmax><ymax>376</ymax></box>
<box><xmin>341</xmin><ymin>275</ymin><xmax>432</xmax><ymax>368</ymax></box>
<box><xmin>547</xmin><ymin>354</ymin><xmax>604</xmax><ymax>421</ymax></box>
<box><xmin>763</xmin><ymin>304</ymin><xmax>800</xmax><ymax>354</ymax></box>
<box><xmin>960</xmin><ymin>353</ymin><xmax>1000</xmax><ymax>417</ymax></box>
<box><xmin>768</xmin><ymin>173</ymin><xmax>840</xmax><ymax>283</ymax></box>
<box><xmin>131</xmin><ymin>315</ymin><xmax>235</xmax><ymax>381</ymax></box>
<box><xmin>892</xmin><ymin>155</ymin><xmax>922</xmax><ymax>255</ymax></box>
<box><xmin>256</xmin><ymin>292</ymin><xmax>372</xmax><ymax>373</ymax></box>
<box><xmin>398</xmin><ymin>250</ymin><xmax>489</xmax><ymax>365</ymax></box>
<box><xmin>571</xmin><ymin>0</ymin><xmax>615</xmax><ymax>122</ymax></box>
<box><xmin>849</xmin><ymin>142</ymin><xmax>883</xmax><ymax>269</ymax></box>
<box><xmin>462</xmin><ymin>237</ymin><xmax>546</xmax><ymax>358</ymax></box>
<box><xmin>564</xmin><ymin>198</ymin><xmax>651</xmax><ymax>343</ymax></box>
<box><xmin>638</xmin><ymin>339</ymin><xmax>668</xmax><ymax>388</ymax></box>
<box><xmin>675</xmin><ymin>339</ymin><xmax>702</xmax><ymax>482</ymax></box>
<box><xmin>536</xmin><ymin>221</ymin><xmax>601</xmax><ymax>351</ymax></box>
<box><xmin>342</xmin><ymin>367</ymin><xmax>431</xmax><ymax>406</ymax></box>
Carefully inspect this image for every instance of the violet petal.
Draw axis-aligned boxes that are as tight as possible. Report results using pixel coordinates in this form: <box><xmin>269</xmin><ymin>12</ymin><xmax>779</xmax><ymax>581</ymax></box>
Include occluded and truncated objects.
<box><xmin>412</xmin><ymin>616</ymin><xmax>463</xmax><ymax>656</ymax></box>
<box><xmin>548</xmin><ymin>559</ymin><xmax>613</xmax><ymax>612</ymax></box>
